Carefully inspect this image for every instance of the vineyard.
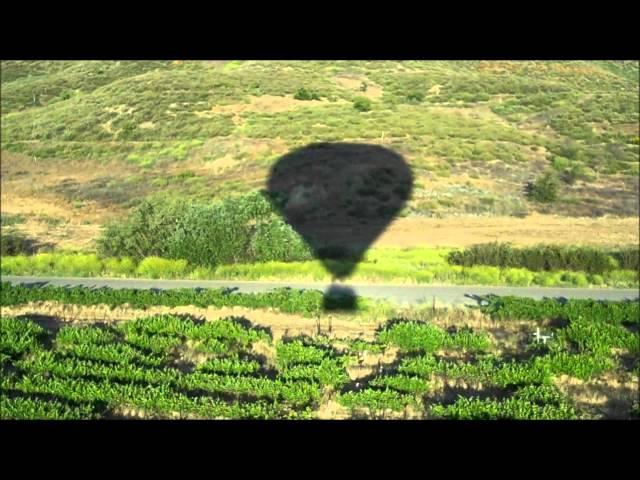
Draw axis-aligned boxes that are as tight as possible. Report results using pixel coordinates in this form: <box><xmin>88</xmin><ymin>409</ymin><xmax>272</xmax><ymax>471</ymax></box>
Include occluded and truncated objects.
<box><xmin>1</xmin><ymin>284</ymin><xmax>638</xmax><ymax>420</ymax></box>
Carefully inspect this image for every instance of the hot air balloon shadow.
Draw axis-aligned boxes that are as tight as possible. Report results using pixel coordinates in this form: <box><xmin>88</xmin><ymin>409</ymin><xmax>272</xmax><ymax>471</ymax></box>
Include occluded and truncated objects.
<box><xmin>267</xmin><ymin>142</ymin><xmax>413</xmax><ymax>312</ymax></box>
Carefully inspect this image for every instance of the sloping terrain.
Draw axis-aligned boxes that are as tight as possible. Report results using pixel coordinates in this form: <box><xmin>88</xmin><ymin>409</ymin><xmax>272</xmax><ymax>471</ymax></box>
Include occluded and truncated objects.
<box><xmin>1</xmin><ymin>61</ymin><xmax>638</xmax><ymax>251</ymax></box>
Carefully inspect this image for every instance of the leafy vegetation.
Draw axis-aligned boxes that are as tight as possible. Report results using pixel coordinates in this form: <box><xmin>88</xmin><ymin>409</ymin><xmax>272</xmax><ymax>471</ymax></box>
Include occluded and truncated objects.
<box><xmin>448</xmin><ymin>242</ymin><xmax>640</xmax><ymax>274</ymax></box>
<box><xmin>0</xmin><ymin>315</ymin><xmax>321</xmax><ymax>419</ymax></box>
<box><xmin>3</xmin><ymin>243</ymin><xmax>638</xmax><ymax>288</ymax></box>
<box><xmin>378</xmin><ymin>321</ymin><xmax>491</xmax><ymax>353</ymax></box>
<box><xmin>478</xmin><ymin>295</ymin><xmax>639</xmax><ymax>325</ymax></box>
<box><xmin>1</xmin><ymin>290</ymin><xmax>638</xmax><ymax>419</ymax></box>
<box><xmin>353</xmin><ymin>96</ymin><xmax>372</xmax><ymax>112</ymax></box>
<box><xmin>338</xmin><ymin>389</ymin><xmax>415</xmax><ymax>415</ymax></box>
<box><xmin>430</xmin><ymin>389</ymin><xmax>579</xmax><ymax>420</ymax></box>
<box><xmin>294</xmin><ymin>87</ymin><xmax>321</xmax><ymax>101</ymax></box>
<box><xmin>96</xmin><ymin>191</ymin><xmax>313</xmax><ymax>267</ymax></box>
<box><xmin>0</xmin><ymin>282</ymin><xmax>361</xmax><ymax>317</ymax></box>
<box><xmin>525</xmin><ymin>171</ymin><xmax>560</xmax><ymax>203</ymax></box>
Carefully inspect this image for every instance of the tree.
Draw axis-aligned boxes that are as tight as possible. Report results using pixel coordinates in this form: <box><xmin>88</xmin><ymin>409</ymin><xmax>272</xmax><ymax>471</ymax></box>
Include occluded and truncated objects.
<box><xmin>525</xmin><ymin>172</ymin><xmax>560</xmax><ymax>203</ymax></box>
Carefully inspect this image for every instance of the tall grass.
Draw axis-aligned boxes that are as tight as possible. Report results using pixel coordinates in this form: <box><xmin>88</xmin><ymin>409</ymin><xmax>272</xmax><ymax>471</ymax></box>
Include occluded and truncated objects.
<box><xmin>135</xmin><ymin>257</ymin><xmax>188</xmax><ymax>279</ymax></box>
<box><xmin>1</xmin><ymin>253</ymin><xmax>103</xmax><ymax>276</ymax></box>
<box><xmin>2</xmin><ymin>250</ymin><xmax>637</xmax><ymax>288</ymax></box>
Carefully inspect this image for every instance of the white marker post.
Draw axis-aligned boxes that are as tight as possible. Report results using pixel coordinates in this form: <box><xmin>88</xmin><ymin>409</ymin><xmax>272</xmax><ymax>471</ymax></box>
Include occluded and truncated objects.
<box><xmin>533</xmin><ymin>327</ymin><xmax>553</xmax><ymax>345</ymax></box>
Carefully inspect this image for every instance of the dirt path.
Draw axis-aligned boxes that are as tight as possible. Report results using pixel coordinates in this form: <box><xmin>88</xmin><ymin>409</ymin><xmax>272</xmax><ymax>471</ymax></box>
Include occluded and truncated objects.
<box><xmin>374</xmin><ymin>214</ymin><xmax>640</xmax><ymax>248</ymax></box>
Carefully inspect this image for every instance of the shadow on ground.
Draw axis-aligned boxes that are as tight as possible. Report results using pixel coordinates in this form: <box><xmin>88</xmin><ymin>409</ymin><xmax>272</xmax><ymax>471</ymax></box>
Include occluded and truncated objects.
<box><xmin>267</xmin><ymin>142</ymin><xmax>413</xmax><ymax>311</ymax></box>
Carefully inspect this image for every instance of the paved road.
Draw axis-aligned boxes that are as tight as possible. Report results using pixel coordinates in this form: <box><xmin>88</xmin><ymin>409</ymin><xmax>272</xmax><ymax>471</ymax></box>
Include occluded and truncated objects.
<box><xmin>3</xmin><ymin>275</ymin><xmax>639</xmax><ymax>306</ymax></box>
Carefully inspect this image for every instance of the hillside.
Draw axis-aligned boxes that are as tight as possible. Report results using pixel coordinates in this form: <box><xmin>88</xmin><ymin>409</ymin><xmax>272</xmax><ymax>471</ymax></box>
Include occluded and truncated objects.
<box><xmin>1</xmin><ymin>60</ymin><xmax>639</xmax><ymax>251</ymax></box>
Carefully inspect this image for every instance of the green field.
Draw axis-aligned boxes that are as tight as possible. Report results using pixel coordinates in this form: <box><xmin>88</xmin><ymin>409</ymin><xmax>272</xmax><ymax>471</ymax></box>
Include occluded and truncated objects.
<box><xmin>1</xmin><ymin>285</ymin><xmax>638</xmax><ymax>420</ymax></box>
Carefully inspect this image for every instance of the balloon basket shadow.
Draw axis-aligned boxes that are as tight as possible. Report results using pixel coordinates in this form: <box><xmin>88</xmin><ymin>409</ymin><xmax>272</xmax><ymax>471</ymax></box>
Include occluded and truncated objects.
<box><xmin>322</xmin><ymin>284</ymin><xmax>358</xmax><ymax>312</ymax></box>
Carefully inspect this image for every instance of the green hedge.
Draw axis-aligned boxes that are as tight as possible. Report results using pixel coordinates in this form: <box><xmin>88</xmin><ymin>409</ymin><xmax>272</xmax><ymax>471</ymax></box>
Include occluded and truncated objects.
<box><xmin>479</xmin><ymin>295</ymin><xmax>640</xmax><ymax>325</ymax></box>
<box><xmin>448</xmin><ymin>242</ymin><xmax>639</xmax><ymax>275</ymax></box>
<box><xmin>0</xmin><ymin>282</ymin><xmax>355</xmax><ymax>317</ymax></box>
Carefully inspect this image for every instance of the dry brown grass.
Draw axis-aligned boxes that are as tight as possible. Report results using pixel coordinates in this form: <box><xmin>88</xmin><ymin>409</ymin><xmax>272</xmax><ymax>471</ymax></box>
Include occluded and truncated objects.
<box><xmin>196</xmin><ymin>95</ymin><xmax>346</xmax><ymax>117</ymax></box>
<box><xmin>373</xmin><ymin>213</ymin><xmax>640</xmax><ymax>248</ymax></box>
<box><xmin>332</xmin><ymin>75</ymin><xmax>384</xmax><ymax>100</ymax></box>
<box><xmin>554</xmin><ymin>372</ymin><xmax>639</xmax><ymax>419</ymax></box>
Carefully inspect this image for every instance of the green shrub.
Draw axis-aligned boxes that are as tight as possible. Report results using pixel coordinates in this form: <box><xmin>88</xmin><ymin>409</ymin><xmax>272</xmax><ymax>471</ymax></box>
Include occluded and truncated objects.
<box><xmin>97</xmin><ymin>191</ymin><xmax>284</xmax><ymax>268</ymax></box>
<box><xmin>551</xmin><ymin>156</ymin><xmax>571</xmax><ymax>171</ymax></box>
<box><xmin>189</xmin><ymin>266</ymin><xmax>216</xmax><ymax>280</ymax></box>
<box><xmin>353</xmin><ymin>97</ymin><xmax>372</xmax><ymax>112</ymax></box>
<box><xmin>525</xmin><ymin>172</ymin><xmax>560</xmax><ymax>203</ymax></box>
<box><xmin>563</xmin><ymin>272</ymin><xmax>589</xmax><ymax>287</ymax></box>
<box><xmin>54</xmin><ymin>254</ymin><xmax>103</xmax><ymax>277</ymax></box>
<box><xmin>135</xmin><ymin>257</ymin><xmax>188</xmax><ymax>279</ymax></box>
<box><xmin>611</xmin><ymin>247</ymin><xmax>640</xmax><ymax>272</ymax></box>
<box><xmin>96</xmin><ymin>197</ymin><xmax>184</xmax><ymax>259</ymax></box>
<box><xmin>165</xmin><ymin>202</ymin><xmax>252</xmax><ymax>267</ymax></box>
<box><xmin>0</xmin><ymin>255</ymin><xmax>31</xmax><ymax>275</ymax></box>
<box><xmin>558</xmin><ymin>141</ymin><xmax>579</xmax><ymax>160</ymax></box>
<box><xmin>448</xmin><ymin>243</ymin><xmax>516</xmax><ymax>269</ymax></box>
<box><xmin>465</xmin><ymin>266</ymin><xmax>501</xmax><ymax>285</ymax></box>
<box><xmin>533</xmin><ymin>271</ymin><xmax>563</xmax><ymax>287</ymax></box>
<box><xmin>604</xmin><ymin>269</ymin><xmax>639</xmax><ymax>288</ymax></box>
<box><xmin>30</xmin><ymin>253</ymin><xmax>56</xmax><ymax>274</ymax></box>
<box><xmin>448</xmin><ymin>242</ymin><xmax>631</xmax><ymax>275</ymax></box>
<box><xmin>560</xmin><ymin>168</ymin><xmax>578</xmax><ymax>185</ymax></box>
<box><xmin>406</xmin><ymin>91</ymin><xmax>425</xmax><ymax>103</ymax></box>
<box><xmin>561</xmin><ymin>163</ymin><xmax>588</xmax><ymax>185</ymax></box>
<box><xmin>248</xmin><ymin>220</ymin><xmax>313</xmax><ymax>262</ymax></box>
<box><xmin>293</xmin><ymin>87</ymin><xmax>320</xmax><ymax>101</ymax></box>
<box><xmin>103</xmin><ymin>257</ymin><xmax>136</xmax><ymax>276</ymax></box>
<box><xmin>502</xmin><ymin>268</ymin><xmax>534</xmax><ymax>286</ymax></box>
